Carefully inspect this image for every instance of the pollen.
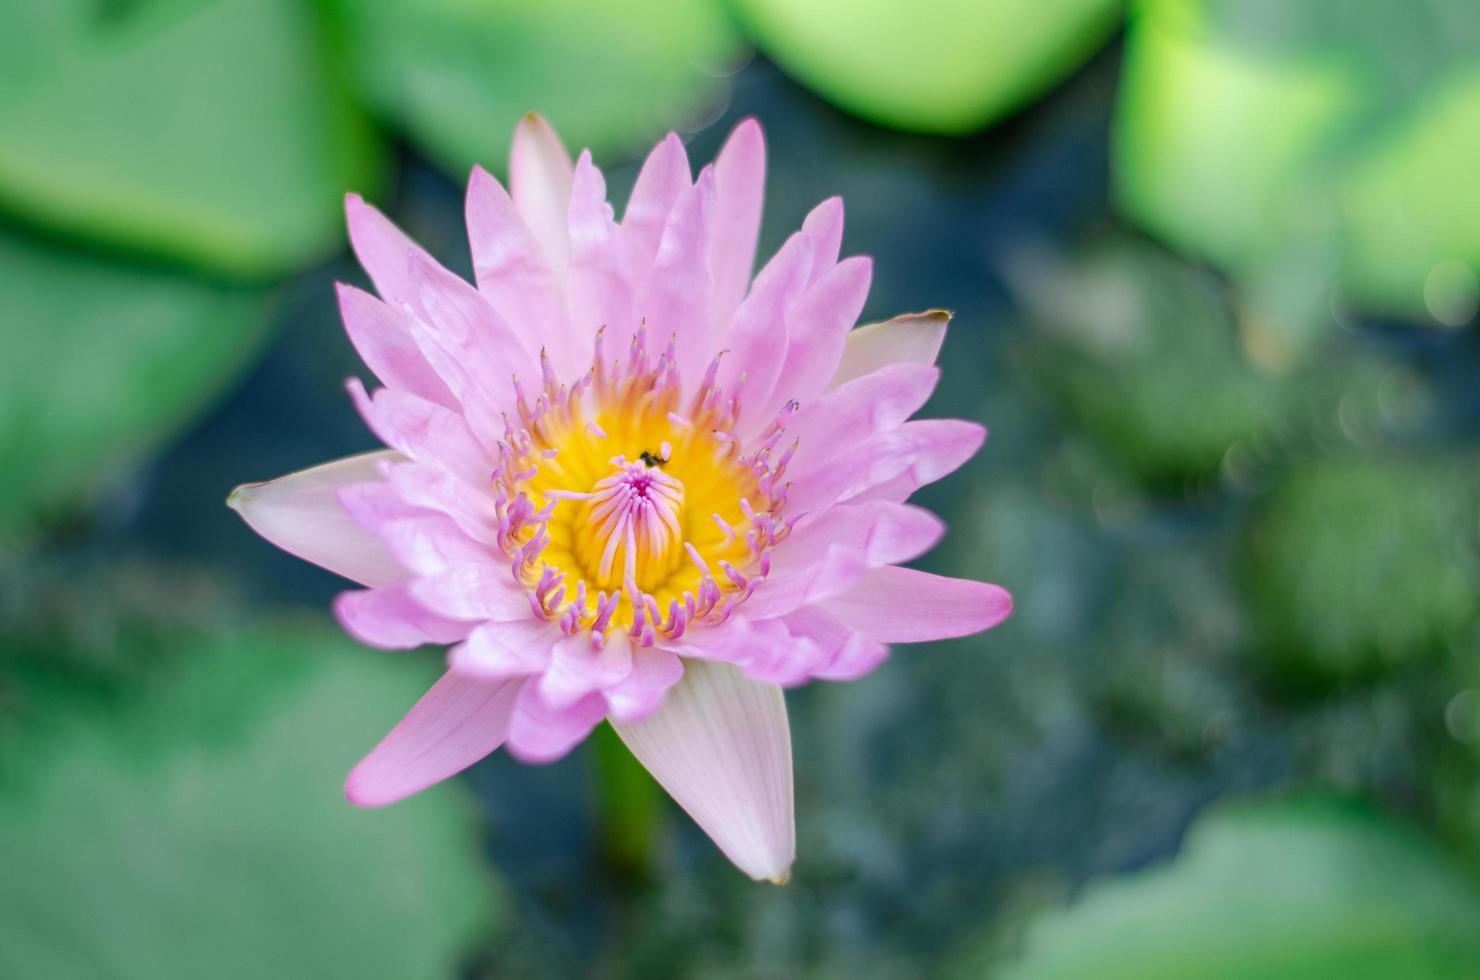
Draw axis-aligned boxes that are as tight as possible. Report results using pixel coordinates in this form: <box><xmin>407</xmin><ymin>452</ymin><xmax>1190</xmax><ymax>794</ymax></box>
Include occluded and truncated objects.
<box><xmin>489</xmin><ymin>326</ymin><xmax>797</xmax><ymax>646</ymax></box>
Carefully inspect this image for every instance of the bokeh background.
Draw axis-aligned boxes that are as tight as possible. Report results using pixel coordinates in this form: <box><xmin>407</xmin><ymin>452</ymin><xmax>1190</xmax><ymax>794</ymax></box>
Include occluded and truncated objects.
<box><xmin>3</xmin><ymin>0</ymin><xmax>1480</xmax><ymax>976</ymax></box>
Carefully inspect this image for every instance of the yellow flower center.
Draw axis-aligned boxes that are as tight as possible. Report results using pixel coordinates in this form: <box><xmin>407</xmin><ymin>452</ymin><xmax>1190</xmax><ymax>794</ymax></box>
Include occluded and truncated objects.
<box><xmin>491</xmin><ymin>328</ymin><xmax>794</xmax><ymax>644</ymax></box>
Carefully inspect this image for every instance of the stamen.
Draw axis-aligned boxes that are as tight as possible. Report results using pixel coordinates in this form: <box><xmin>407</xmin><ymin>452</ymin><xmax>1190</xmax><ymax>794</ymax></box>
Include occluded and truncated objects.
<box><xmin>487</xmin><ymin>323</ymin><xmax>792</xmax><ymax>645</ymax></box>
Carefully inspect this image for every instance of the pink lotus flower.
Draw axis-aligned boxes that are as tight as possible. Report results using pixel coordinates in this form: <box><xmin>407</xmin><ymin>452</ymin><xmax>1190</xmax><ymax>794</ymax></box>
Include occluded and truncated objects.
<box><xmin>229</xmin><ymin>114</ymin><xmax>1011</xmax><ymax>882</ymax></box>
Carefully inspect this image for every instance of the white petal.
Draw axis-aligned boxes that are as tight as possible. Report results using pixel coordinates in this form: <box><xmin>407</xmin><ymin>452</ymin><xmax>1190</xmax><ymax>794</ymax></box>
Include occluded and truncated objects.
<box><xmin>829</xmin><ymin>310</ymin><xmax>950</xmax><ymax>389</ymax></box>
<box><xmin>510</xmin><ymin>112</ymin><xmax>575</xmax><ymax>274</ymax></box>
<box><xmin>612</xmin><ymin>659</ymin><xmax>795</xmax><ymax>882</ymax></box>
<box><xmin>228</xmin><ymin>451</ymin><xmax>405</xmax><ymax>587</ymax></box>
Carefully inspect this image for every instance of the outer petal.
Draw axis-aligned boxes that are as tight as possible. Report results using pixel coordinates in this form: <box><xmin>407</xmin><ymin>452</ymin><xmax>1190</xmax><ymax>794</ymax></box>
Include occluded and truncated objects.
<box><xmin>344</xmin><ymin>194</ymin><xmax>432</xmax><ymax>310</ymax></box>
<box><xmin>449</xmin><ymin>620</ymin><xmax>560</xmax><ymax>679</ymax></box>
<box><xmin>785</xmin><ymin>362</ymin><xmax>939</xmax><ymax>459</ymax></box>
<box><xmin>707</xmin><ymin>609</ymin><xmax>886</xmax><ymax>685</ymax></box>
<box><xmin>620</xmin><ymin>132</ymin><xmax>691</xmax><ymax>280</ymax></box>
<box><xmin>708</xmin><ymin>119</ymin><xmax>766</xmax><ymax>330</ymax></box>
<box><xmin>786</xmin><ymin>419</ymin><xmax>986</xmax><ymax>517</ymax></box>
<box><xmin>640</xmin><ymin>169</ymin><xmax>716</xmax><ymax>386</ymax></box>
<box><xmin>780</xmin><ymin>500</ymin><xmax>944</xmax><ymax>569</ymax></box>
<box><xmin>800</xmin><ymin>196</ymin><xmax>844</xmax><ymax>282</ymax></box>
<box><xmin>334</xmin><ymin>584</ymin><xmax>471</xmax><ymax>649</ymax></box>
<box><xmin>228</xmin><ymin>451</ymin><xmax>405</xmax><ymax>588</ymax></box>
<box><xmin>347</xmin><ymin>379</ymin><xmax>490</xmax><ymax>487</ymax></box>
<box><xmin>372</xmin><ymin>514</ymin><xmax>499</xmax><ymax>576</ymax></box>
<box><xmin>505</xmin><ymin>683</ymin><xmax>607</xmax><ymax>763</ymax></box>
<box><xmin>465</xmin><ymin>165</ymin><xmax>571</xmax><ymax>366</ymax></box>
<box><xmin>337</xmin><ymin>283</ymin><xmax>456</xmax><ymax>409</ymax></box>
<box><xmin>767</xmin><ymin>255</ymin><xmax>873</xmax><ymax>412</ymax></box>
<box><xmin>406</xmin><ymin>251</ymin><xmax>531</xmax><ymax>405</ymax></box>
<box><xmin>783</xmin><ymin>606</ymin><xmax>888</xmax><ymax>681</ymax></box>
<box><xmin>604</xmin><ymin>646</ymin><xmax>685</xmax><ymax>723</ymax></box>
<box><xmin>345</xmin><ymin>671</ymin><xmax>522</xmax><ymax>807</ymax></box>
<box><xmin>822</xmin><ymin>566</ymin><xmax>1013</xmax><ymax>642</ymax></box>
<box><xmin>716</xmin><ymin>230</ymin><xmax>814</xmax><ymax>408</ymax></box>
<box><xmin>613</xmin><ymin>659</ymin><xmax>794</xmax><ymax>883</ymax></box>
<box><xmin>537</xmin><ymin>631</ymin><xmax>634</xmax><ymax>711</ymax></box>
<box><xmin>409</xmin><ymin>563</ymin><xmax>538</xmax><ymax>622</ymax></box>
<box><xmin>510</xmin><ymin>113</ymin><xmax>575</xmax><ymax>273</ymax></box>
<box><xmin>379</xmin><ymin>460</ymin><xmax>500</xmax><ymax>547</ymax></box>
<box><xmin>829</xmin><ymin>311</ymin><xmax>950</xmax><ymax>390</ymax></box>
<box><xmin>739</xmin><ymin>542</ymin><xmax>868</xmax><ymax>621</ymax></box>
<box><xmin>565</xmin><ymin>151</ymin><xmax>634</xmax><ymax>363</ymax></box>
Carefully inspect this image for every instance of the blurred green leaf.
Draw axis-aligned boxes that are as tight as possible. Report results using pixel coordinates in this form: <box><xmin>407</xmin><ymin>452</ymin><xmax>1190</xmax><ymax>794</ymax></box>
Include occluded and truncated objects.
<box><xmin>1000</xmin><ymin>797</ymin><xmax>1480</xmax><ymax>979</ymax></box>
<box><xmin>729</xmin><ymin>0</ymin><xmax>1120</xmax><ymax>134</ymax></box>
<box><xmin>1244</xmin><ymin>455</ymin><xmax>1480</xmax><ymax>687</ymax></box>
<box><xmin>0</xmin><ymin>0</ymin><xmax>382</xmax><ymax>277</ymax></box>
<box><xmin>1115</xmin><ymin>0</ymin><xmax>1480</xmax><ymax>323</ymax></box>
<box><xmin>0</xmin><ymin>230</ymin><xmax>269</xmax><ymax>537</ymax></box>
<box><xmin>1015</xmin><ymin>237</ymin><xmax>1284</xmax><ymax>486</ymax></box>
<box><xmin>1432</xmin><ymin>649</ymin><xmax>1480</xmax><ymax>865</ymax></box>
<box><xmin>332</xmin><ymin>0</ymin><xmax>743</xmax><ymax>178</ymax></box>
<box><xmin>0</xmin><ymin>621</ymin><xmax>497</xmax><ymax>980</ymax></box>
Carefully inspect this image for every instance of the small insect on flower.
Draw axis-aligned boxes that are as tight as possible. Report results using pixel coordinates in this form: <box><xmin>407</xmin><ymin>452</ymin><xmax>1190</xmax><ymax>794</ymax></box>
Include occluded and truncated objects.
<box><xmin>228</xmin><ymin>114</ymin><xmax>1012</xmax><ymax>882</ymax></box>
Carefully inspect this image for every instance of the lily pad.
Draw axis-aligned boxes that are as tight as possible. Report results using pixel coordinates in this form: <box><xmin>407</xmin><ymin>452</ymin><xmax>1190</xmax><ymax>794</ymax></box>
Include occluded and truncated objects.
<box><xmin>0</xmin><ymin>229</ymin><xmax>269</xmax><ymax>537</ymax></box>
<box><xmin>0</xmin><ymin>621</ymin><xmax>498</xmax><ymax>980</ymax></box>
<box><xmin>1000</xmin><ymin>797</ymin><xmax>1480</xmax><ymax>979</ymax></box>
<box><xmin>0</xmin><ymin>0</ymin><xmax>383</xmax><ymax>277</ymax></box>
<box><xmin>1115</xmin><ymin>0</ymin><xmax>1480</xmax><ymax>322</ymax></box>
<box><xmin>730</xmin><ymin>0</ymin><xmax>1121</xmax><ymax>133</ymax></box>
<box><xmin>332</xmin><ymin>0</ymin><xmax>744</xmax><ymax>177</ymax></box>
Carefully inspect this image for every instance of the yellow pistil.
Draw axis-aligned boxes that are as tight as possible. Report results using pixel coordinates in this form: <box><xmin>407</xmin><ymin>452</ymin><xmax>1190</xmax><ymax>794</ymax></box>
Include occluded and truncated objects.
<box><xmin>489</xmin><ymin>328</ymin><xmax>795</xmax><ymax>644</ymax></box>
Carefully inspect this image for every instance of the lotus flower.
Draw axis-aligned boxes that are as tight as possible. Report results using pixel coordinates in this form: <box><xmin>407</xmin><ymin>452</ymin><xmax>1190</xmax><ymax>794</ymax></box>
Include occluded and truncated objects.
<box><xmin>229</xmin><ymin>114</ymin><xmax>1011</xmax><ymax>882</ymax></box>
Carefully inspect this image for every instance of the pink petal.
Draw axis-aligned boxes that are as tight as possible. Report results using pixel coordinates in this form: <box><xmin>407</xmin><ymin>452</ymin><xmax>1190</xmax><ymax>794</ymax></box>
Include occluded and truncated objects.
<box><xmin>786</xmin><ymin>419</ymin><xmax>986</xmax><ymax>517</ymax></box>
<box><xmin>737</xmin><ymin>542</ymin><xmax>868</xmax><ymax>621</ymax></box>
<box><xmin>604</xmin><ymin>646</ymin><xmax>685</xmax><ymax>722</ymax></box>
<box><xmin>228</xmin><ymin>451</ymin><xmax>406</xmax><ymax>588</ymax></box>
<box><xmin>379</xmin><ymin>460</ymin><xmax>500</xmax><ymax>547</ymax></box>
<box><xmin>785</xmin><ymin>362</ymin><xmax>940</xmax><ymax>462</ymax></box>
<box><xmin>510</xmin><ymin>113</ymin><xmax>574</xmax><ymax>273</ymax></box>
<box><xmin>347</xmin><ymin>378</ymin><xmax>491</xmax><ymax>488</ymax></box>
<box><xmin>408</xmin><ymin>563</ymin><xmax>537</xmax><ymax>622</ymax></box>
<box><xmin>537</xmin><ymin>631</ymin><xmax>634</xmax><ymax>711</ymax></box>
<box><xmin>334</xmin><ymin>583</ymin><xmax>471</xmax><ymax>649</ymax></box>
<box><xmin>345</xmin><ymin>671</ymin><xmax>522</xmax><ymax>807</ymax></box>
<box><xmin>767</xmin><ymin>255</ymin><xmax>873</xmax><ymax>412</ymax></box>
<box><xmin>716</xmin><ymin>230</ymin><xmax>814</xmax><ymax>410</ymax></box>
<box><xmin>800</xmin><ymin>196</ymin><xmax>844</xmax><ymax>283</ymax></box>
<box><xmin>372</xmin><ymin>514</ymin><xmax>498</xmax><ymax>576</ymax></box>
<box><xmin>781</xmin><ymin>500</ymin><xmax>944</xmax><ymax>569</ymax></box>
<box><xmin>612</xmin><ymin>659</ymin><xmax>794</xmax><ymax>882</ymax></box>
<box><xmin>449</xmin><ymin>620</ymin><xmax>560</xmax><ymax>679</ymax></box>
<box><xmin>344</xmin><ymin>194</ymin><xmax>432</xmax><ymax>310</ymax></box>
<box><xmin>638</xmin><ymin>169</ymin><xmax>715</xmax><ymax>385</ymax></box>
<box><xmin>336</xmin><ymin>477</ymin><xmax>427</xmax><ymax>529</ymax></box>
<box><xmin>337</xmin><ymin>283</ymin><xmax>456</xmax><ymax>409</ymax></box>
<box><xmin>782</xmin><ymin>606</ymin><xmax>888</xmax><ymax>681</ymax></box>
<box><xmin>699</xmin><ymin>617</ymin><xmax>822</xmax><ymax>687</ymax></box>
<box><xmin>708</xmin><ymin>119</ymin><xmax>766</xmax><ymax>331</ymax></box>
<box><xmin>402</xmin><ymin>317</ymin><xmax>508</xmax><ymax>457</ymax></box>
<box><xmin>406</xmin><ymin>251</ymin><xmax>531</xmax><ymax>406</ymax></box>
<box><xmin>565</xmin><ymin>151</ymin><xmax>634</xmax><ymax>363</ymax></box>
<box><xmin>829</xmin><ymin>310</ymin><xmax>950</xmax><ymax>390</ymax></box>
<box><xmin>711</xmin><ymin>609</ymin><xmax>886</xmax><ymax>685</ymax></box>
<box><xmin>822</xmin><ymin>566</ymin><xmax>1013</xmax><ymax>642</ymax></box>
<box><xmin>505</xmin><ymin>683</ymin><xmax>607</xmax><ymax>763</ymax></box>
<box><xmin>465</xmin><ymin>166</ymin><xmax>572</xmax><ymax>368</ymax></box>
<box><xmin>621</xmin><ymin>132</ymin><xmax>691</xmax><ymax>280</ymax></box>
